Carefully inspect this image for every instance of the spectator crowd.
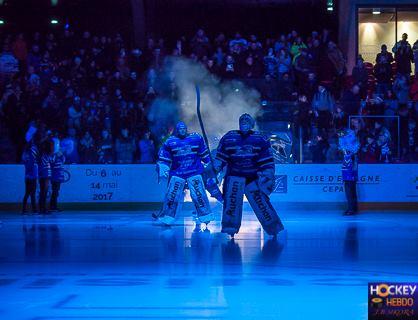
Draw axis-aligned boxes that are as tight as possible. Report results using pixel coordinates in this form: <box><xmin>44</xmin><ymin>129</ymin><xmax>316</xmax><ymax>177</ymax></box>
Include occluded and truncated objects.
<box><xmin>0</xmin><ymin>28</ymin><xmax>417</xmax><ymax>164</ymax></box>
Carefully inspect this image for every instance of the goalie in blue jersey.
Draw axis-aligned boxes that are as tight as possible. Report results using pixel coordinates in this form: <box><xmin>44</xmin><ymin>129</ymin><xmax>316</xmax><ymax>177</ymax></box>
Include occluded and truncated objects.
<box><xmin>155</xmin><ymin>121</ymin><xmax>222</xmax><ymax>225</ymax></box>
<box><xmin>215</xmin><ymin>113</ymin><xmax>284</xmax><ymax>237</ymax></box>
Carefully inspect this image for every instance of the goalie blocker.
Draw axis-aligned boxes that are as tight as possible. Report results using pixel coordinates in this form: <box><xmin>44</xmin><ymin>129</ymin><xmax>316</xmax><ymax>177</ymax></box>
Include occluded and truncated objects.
<box><xmin>222</xmin><ymin>176</ymin><xmax>284</xmax><ymax>236</ymax></box>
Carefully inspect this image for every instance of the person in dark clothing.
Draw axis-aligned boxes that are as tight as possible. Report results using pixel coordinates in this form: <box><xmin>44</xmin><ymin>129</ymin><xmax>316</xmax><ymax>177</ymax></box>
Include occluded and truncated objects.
<box><xmin>38</xmin><ymin>138</ymin><xmax>53</xmax><ymax>214</ymax></box>
<box><xmin>310</xmin><ymin>133</ymin><xmax>329</xmax><ymax>163</ymax></box>
<box><xmin>374</xmin><ymin>47</ymin><xmax>393</xmax><ymax>95</ymax></box>
<box><xmin>21</xmin><ymin>140</ymin><xmax>39</xmax><ymax>214</ymax></box>
<box><xmin>341</xmin><ymin>85</ymin><xmax>361</xmax><ymax>116</ymax></box>
<box><xmin>339</xmin><ymin>129</ymin><xmax>360</xmax><ymax>215</ymax></box>
<box><xmin>392</xmin><ymin>33</ymin><xmax>414</xmax><ymax>77</ymax></box>
<box><xmin>351</xmin><ymin>56</ymin><xmax>368</xmax><ymax>95</ymax></box>
<box><xmin>50</xmin><ymin>138</ymin><xmax>66</xmax><ymax>212</ymax></box>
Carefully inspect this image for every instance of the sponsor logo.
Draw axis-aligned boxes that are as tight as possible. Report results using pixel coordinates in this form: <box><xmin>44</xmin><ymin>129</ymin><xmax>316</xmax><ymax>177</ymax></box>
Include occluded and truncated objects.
<box><xmin>274</xmin><ymin>175</ymin><xmax>287</xmax><ymax>193</ymax></box>
<box><xmin>369</xmin><ymin>282</ymin><xmax>417</xmax><ymax>319</ymax></box>
<box><xmin>167</xmin><ymin>181</ymin><xmax>182</xmax><ymax>209</ymax></box>
<box><xmin>226</xmin><ymin>180</ymin><xmax>241</xmax><ymax>216</ymax></box>
<box><xmin>191</xmin><ymin>178</ymin><xmax>205</xmax><ymax>208</ymax></box>
<box><xmin>250</xmin><ymin>189</ymin><xmax>272</xmax><ymax>222</ymax></box>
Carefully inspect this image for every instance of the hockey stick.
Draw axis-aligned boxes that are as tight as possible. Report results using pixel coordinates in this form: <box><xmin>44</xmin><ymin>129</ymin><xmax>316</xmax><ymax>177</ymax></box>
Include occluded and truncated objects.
<box><xmin>195</xmin><ymin>85</ymin><xmax>219</xmax><ymax>184</ymax></box>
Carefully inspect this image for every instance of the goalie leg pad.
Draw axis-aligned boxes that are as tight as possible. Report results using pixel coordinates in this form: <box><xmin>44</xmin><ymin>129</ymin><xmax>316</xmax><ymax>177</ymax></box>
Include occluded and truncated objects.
<box><xmin>187</xmin><ymin>175</ymin><xmax>213</xmax><ymax>223</ymax></box>
<box><xmin>245</xmin><ymin>181</ymin><xmax>284</xmax><ymax>235</ymax></box>
<box><xmin>160</xmin><ymin>176</ymin><xmax>186</xmax><ymax>223</ymax></box>
<box><xmin>221</xmin><ymin>176</ymin><xmax>246</xmax><ymax>235</ymax></box>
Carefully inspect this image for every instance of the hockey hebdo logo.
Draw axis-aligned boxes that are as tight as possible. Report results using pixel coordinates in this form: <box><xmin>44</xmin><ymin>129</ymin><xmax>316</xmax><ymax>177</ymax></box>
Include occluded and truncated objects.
<box><xmin>368</xmin><ymin>282</ymin><xmax>417</xmax><ymax>319</ymax></box>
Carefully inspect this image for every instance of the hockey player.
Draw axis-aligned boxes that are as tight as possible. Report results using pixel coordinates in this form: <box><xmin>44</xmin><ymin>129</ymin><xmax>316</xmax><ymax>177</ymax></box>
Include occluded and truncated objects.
<box><xmin>50</xmin><ymin>137</ymin><xmax>66</xmax><ymax>212</ymax></box>
<box><xmin>339</xmin><ymin>129</ymin><xmax>360</xmax><ymax>216</ymax></box>
<box><xmin>156</xmin><ymin>121</ymin><xmax>217</xmax><ymax>225</ymax></box>
<box><xmin>215</xmin><ymin>113</ymin><xmax>284</xmax><ymax>237</ymax></box>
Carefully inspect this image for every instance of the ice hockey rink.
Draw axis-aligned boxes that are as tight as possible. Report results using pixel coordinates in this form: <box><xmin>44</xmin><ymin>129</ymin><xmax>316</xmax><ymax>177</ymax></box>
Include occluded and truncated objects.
<box><xmin>0</xmin><ymin>207</ymin><xmax>417</xmax><ymax>320</ymax></box>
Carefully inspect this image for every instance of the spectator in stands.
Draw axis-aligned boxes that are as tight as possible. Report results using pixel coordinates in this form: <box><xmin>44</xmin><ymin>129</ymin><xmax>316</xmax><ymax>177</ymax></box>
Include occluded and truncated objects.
<box><xmin>294</xmin><ymin>48</ymin><xmax>312</xmax><ymax>86</ymax></box>
<box><xmin>374</xmin><ymin>47</ymin><xmax>393</xmax><ymax>96</ymax></box>
<box><xmin>276</xmin><ymin>49</ymin><xmax>291</xmax><ymax>80</ymax></box>
<box><xmin>413</xmin><ymin>40</ymin><xmax>418</xmax><ymax>75</ymax></box>
<box><xmin>0</xmin><ymin>44</ymin><xmax>19</xmax><ymax>81</ymax></box>
<box><xmin>240</xmin><ymin>55</ymin><xmax>263</xmax><ymax>79</ymax></box>
<box><xmin>392</xmin><ymin>33</ymin><xmax>414</xmax><ymax>78</ymax></box>
<box><xmin>138</xmin><ymin>131</ymin><xmax>156</xmax><ymax>163</ymax></box>
<box><xmin>79</xmin><ymin>131</ymin><xmax>96</xmax><ymax>163</ymax></box>
<box><xmin>97</xmin><ymin>129</ymin><xmax>113</xmax><ymax>164</ymax></box>
<box><xmin>61</xmin><ymin>128</ymin><xmax>79</xmax><ymax>163</ymax></box>
<box><xmin>115</xmin><ymin>128</ymin><xmax>136</xmax><ymax>164</ymax></box>
<box><xmin>312</xmin><ymin>84</ymin><xmax>335</xmax><ymax>132</ymax></box>
<box><xmin>410</xmin><ymin>77</ymin><xmax>418</xmax><ymax>102</ymax></box>
<box><xmin>351</xmin><ymin>56</ymin><xmax>368</xmax><ymax>95</ymax></box>
<box><xmin>310</xmin><ymin>133</ymin><xmax>329</xmax><ymax>163</ymax></box>
<box><xmin>360</xmin><ymin>134</ymin><xmax>379</xmax><ymax>163</ymax></box>
<box><xmin>393</xmin><ymin>74</ymin><xmax>410</xmax><ymax>105</ymax></box>
<box><xmin>376</xmin><ymin>44</ymin><xmax>393</xmax><ymax>66</ymax></box>
<box><xmin>341</xmin><ymin>84</ymin><xmax>361</xmax><ymax>116</ymax></box>
<box><xmin>290</xmin><ymin>37</ymin><xmax>307</xmax><ymax>58</ymax></box>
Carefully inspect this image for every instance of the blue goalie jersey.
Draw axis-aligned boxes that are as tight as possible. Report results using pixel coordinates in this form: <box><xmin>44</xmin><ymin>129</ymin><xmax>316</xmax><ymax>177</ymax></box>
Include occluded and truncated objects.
<box><xmin>216</xmin><ymin>130</ymin><xmax>275</xmax><ymax>178</ymax></box>
<box><xmin>158</xmin><ymin>132</ymin><xmax>211</xmax><ymax>179</ymax></box>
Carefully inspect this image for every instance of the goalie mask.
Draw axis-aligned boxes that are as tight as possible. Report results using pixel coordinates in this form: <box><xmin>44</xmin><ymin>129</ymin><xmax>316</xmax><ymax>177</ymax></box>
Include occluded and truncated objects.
<box><xmin>175</xmin><ymin>121</ymin><xmax>188</xmax><ymax>139</ymax></box>
<box><xmin>239</xmin><ymin>113</ymin><xmax>255</xmax><ymax>134</ymax></box>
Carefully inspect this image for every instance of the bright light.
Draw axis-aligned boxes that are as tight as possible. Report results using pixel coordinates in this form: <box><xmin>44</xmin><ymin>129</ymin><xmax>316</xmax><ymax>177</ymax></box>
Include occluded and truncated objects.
<box><xmin>51</xmin><ymin>0</ymin><xmax>59</xmax><ymax>5</ymax></box>
<box><xmin>327</xmin><ymin>7</ymin><xmax>334</xmax><ymax>11</ymax></box>
<box><xmin>372</xmin><ymin>9</ymin><xmax>381</xmax><ymax>15</ymax></box>
<box><xmin>50</xmin><ymin>19</ymin><xmax>59</xmax><ymax>25</ymax></box>
<box><xmin>0</xmin><ymin>20</ymin><xmax>4</xmax><ymax>25</ymax></box>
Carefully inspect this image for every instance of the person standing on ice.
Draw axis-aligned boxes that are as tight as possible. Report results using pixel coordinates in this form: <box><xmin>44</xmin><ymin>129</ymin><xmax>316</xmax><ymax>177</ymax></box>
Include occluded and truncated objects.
<box><xmin>214</xmin><ymin>113</ymin><xmax>284</xmax><ymax>238</ymax></box>
<box><xmin>338</xmin><ymin>129</ymin><xmax>360</xmax><ymax>216</ymax></box>
<box><xmin>155</xmin><ymin>121</ymin><xmax>221</xmax><ymax>225</ymax></box>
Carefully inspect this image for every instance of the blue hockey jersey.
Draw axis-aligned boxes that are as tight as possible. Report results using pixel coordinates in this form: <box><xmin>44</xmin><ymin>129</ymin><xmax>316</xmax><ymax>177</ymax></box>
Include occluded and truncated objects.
<box><xmin>342</xmin><ymin>152</ymin><xmax>358</xmax><ymax>181</ymax></box>
<box><xmin>216</xmin><ymin>130</ymin><xmax>275</xmax><ymax>178</ymax></box>
<box><xmin>158</xmin><ymin>132</ymin><xmax>211</xmax><ymax>179</ymax></box>
<box><xmin>51</xmin><ymin>152</ymin><xmax>66</xmax><ymax>182</ymax></box>
<box><xmin>22</xmin><ymin>144</ymin><xmax>39</xmax><ymax>180</ymax></box>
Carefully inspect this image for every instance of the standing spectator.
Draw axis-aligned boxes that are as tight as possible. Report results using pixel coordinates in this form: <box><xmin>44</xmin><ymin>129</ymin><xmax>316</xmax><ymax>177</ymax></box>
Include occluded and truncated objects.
<box><xmin>392</xmin><ymin>33</ymin><xmax>414</xmax><ymax>78</ymax></box>
<box><xmin>138</xmin><ymin>131</ymin><xmax>156</xmax><ymax>163</ymax></box>
<box><xmin>376</xmin><ymin>44</ymin><xmax>394</xmax><ymax>66</ymax></box>
<box><xmin>374</xmin><ymin>47</ymin><xmax>393</xmax><ymax>95</ymax></box>
<box><xmin>310</xmin><ymin>133</ymin><xmax>329</xmax><ymax>163</ymax></box>
<box><xmin>277</xmin><ymin>49</ymin><xmax>291</xmax><ymax>80</ymax></box>
<box><xmin>0</xmin><ymin>44</ymin><xmax>19</xmax><ymax>81</ymax></box>
<box><xmin>352</xmin><ymin>56</ymin><xmax>368</xmax><ymax>95</ymax></box>
<box><xmin>393</xmin><ymin>74</ymin><xmax>410</xmax><ymax>105</ymax></box>
<box><xmin>79</xmin><ymin>131</ymin><xmax>96</xmax><ymax>163</ymax></box>
<box><xmin>405</xmin><ymin>118</ymin><xmax>418</xmax><ymax>162</ymax></box>
<box><xmin>97</xmin><ymin>129</ymin><xmax>113</xmax><ymax>164</ymax></box>
<box><xmin>312</xmin><ymin>84</ymin><xmax>335</xmax><ymax>132</ymax></box>
<box><xmin>50</xmin><ymin>138</ymin><xmax>66</xmax><ymax>212</ymax></box>
<box><xmin>341</xmin><ymin>84</ymin><xmax>361</xmax><ymax>116</ymax></box>
<box><xmin>12</xmin><ymin>33</ymin><xmax>28</xmax><ymax>70</ymax></box>
<box><xmin>61</xmin><ymin>128</ymin><xmax>79</xmax><ymax>163</ymax></box>
<box><xmin>413</xmin><ymin>40</ymin><xmax>418</xmax><ymax>75</ymax></box>
<box><xmin>360</xmin><ymin>134</ymin><xmax>379</xmax><ymax>163</ymax></box>
<box><xmin>115</xmin><ymin>128</ymin><xmax>136</xmax><ymax>164</ymax></box>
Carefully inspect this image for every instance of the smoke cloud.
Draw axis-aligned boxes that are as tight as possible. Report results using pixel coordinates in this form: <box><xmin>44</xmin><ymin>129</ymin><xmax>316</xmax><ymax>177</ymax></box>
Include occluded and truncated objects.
<box><xmin>147</xmin><ymin>57</ymin><xmax>261</xmax><ymax>148</ymax></box>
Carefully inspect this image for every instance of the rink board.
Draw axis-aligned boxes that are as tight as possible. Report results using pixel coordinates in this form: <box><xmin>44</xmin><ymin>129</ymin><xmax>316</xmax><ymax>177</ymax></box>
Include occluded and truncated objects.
<box><xmin>0</xmin><ymin>164</ymin><xmax>417</xmax><ymax>203</ymax></box>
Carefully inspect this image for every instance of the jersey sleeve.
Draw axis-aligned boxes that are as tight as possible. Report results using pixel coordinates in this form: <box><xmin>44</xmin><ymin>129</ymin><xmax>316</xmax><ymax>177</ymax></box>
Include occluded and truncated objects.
<box><xmin>257</xmin><ymin>136</ymin><xmax>275</xmax><ymax>170</ymax></box>
<box><xmin>215</xmin><ymin>134</ymin><xmax>230</xmax><ymax>164</ymax></box>
<box><xmin>198</xmin><ymin>135</ymin><xmax>211</xmax><ymax>165</ymax></box>
<box><xmin>157</xmin><ymin>140</ymin><xmax>172</xmax><ymax>166</ymax></box>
